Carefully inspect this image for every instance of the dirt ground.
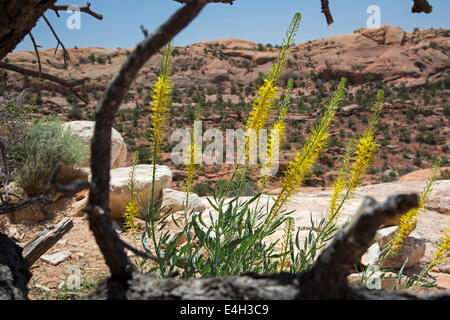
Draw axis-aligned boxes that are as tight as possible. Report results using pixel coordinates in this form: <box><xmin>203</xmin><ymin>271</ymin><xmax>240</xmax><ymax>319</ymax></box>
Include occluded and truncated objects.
<box><xmin>0</xmin><ymin>191</ymin><xmax>154</xmax><ymax>300</ymax></box>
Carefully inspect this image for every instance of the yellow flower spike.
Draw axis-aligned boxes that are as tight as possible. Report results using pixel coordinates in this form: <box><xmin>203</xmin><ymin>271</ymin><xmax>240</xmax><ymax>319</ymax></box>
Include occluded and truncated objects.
<box><xmin>346</xmin><ymin>135</ymin><xmax>377</xmax><ymax>193</ymax></box>
<box><xmin>268</xmin><ymin>13</ymin><xmax>302</xmax><ymax>84</ymax></box>
<box><xmin>123</xmin><ymin>151</ymin><xmax>140</xmax><ymax>237</ymax></box>
<box><xmin>268</xmin><ymin>77</ymin><xmax>347</xmax><ymax>224</ymax></box>
<box><xmin>245</xmin><ymin>13</ymin><xmax>301</xmax><ymax>138</ymax></box>
<box><xmin>347</xmin><ymin>90</ymin><xmax>384</xmax><ymax>194</ymax></box>
<box><xmin>124</xmin><ymin>199</ymin><xmax>139</xmax><ymax>238</ymax></box>
<box><xmin>262</xmin><ymin>78</ymin><xmax>294</xmax><ymax>181</ymax></box>
<box><xmin>149</xmin><ymin>41</ymin><xmax>174</xmax><ymax>160</ymax></box>
<box><xmin>430</xmin><ymin>226</ymin><xmax>450</xmax><ymax>267</ymax></box>
<box><xmin>185</xmin><ymin>102</ymin><xmax>202</xmax><ymax>190</ymax></box>
<box><xmin>389</xmin><ymin>157</ymin><xmax>441</xmax><ymax>254</ymax></box>
<box><xmin>328</xmin><ymin>139</ymin><xmax>355</xmax><ymax>220</ymax></box>
<box><xmin>277</xmin><ymin>216</ymin><xmax>295</xmax><ymax>273</ymax></box>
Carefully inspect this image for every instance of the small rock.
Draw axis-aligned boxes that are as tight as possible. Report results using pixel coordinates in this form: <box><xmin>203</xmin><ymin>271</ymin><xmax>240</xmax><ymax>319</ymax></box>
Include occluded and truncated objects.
<box><xmin>361</xmin><ymin>243</ymin><xmax>380</xmax><ymax>267</ymax></box>
<box><xmin>428</xmin><ymin>271</ymin><xmax>450</xmax><ymax>291</ymax></box>
<box><xmin>340</xmin><ymin>104</ymin><xmax>363</xmax><ymax>116</ymax></box>
<box><xmin>65</xmin><ymin>265</ymin><xmax>83</xmax><ymax>290</ymax></box>
<box><xmin>71</xmin><ymin>197</ymin><xmax>88</xmax><ymax>217</ymax></box>
<box><xmin>430</xmin><ymin>266</ymin><xmax>440</xmax><ymax>273</ymax></box>
<box><xmin>34</xmin><ymin>284</ymin><xmax>51</xmax><ymax>293</ymax></box>
<box><xmin>8</xmin><ymin>227</ymin><xmax>24</xmax><ymax>242</ymax></box>
<box><xmin>361</xmin><ymin>237</ymin><xmax>426</xmax><ymax>269</ymax></box>
<box><xmin>75</xmin><ymin>189</ymin><xmax>88</xmax><ymax>201</ymax></box>
<box><xmin>41</xmin><ymin>251</ymin><xmax>72</xmax><ymax>266</ymax></box>
<box><xmin>161</xmin><ymin>188</ymin><xmax>206</xmax><ymax>214</ymax></box>
<box><xmin>376</xmin><ymin>226</ymin><xmax>398</xmax><ymax>248</ymax></box>
<box><xmin>58</xmin><ymin>239</ymin><xmax>68</xmax><ymax>247</ymax></box>
<box><xmin>382</xmin><ymin>237</ymin><xmax>426</xmax><ymax>269</ymax></box>
<box><xmin>439</xmin><ymin>264</ymin><xmax>450</xmax><ymax>274</ymax></box>
<box><xmin>172</xmin><ymin>170</ymin><xmax>187</xmax><ymax>181</ymax></box>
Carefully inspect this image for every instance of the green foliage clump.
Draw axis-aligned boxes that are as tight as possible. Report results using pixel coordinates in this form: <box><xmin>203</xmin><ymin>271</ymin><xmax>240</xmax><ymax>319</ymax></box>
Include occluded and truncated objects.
<box><xmin>10</xmin><ymin>119</ymin><xmax>87</xmax><ymax>196</ymax></box>
<box><xmin>191</xmin><ymin>182</ymin><xmax>213</xmax><ymax>197</ymax></box>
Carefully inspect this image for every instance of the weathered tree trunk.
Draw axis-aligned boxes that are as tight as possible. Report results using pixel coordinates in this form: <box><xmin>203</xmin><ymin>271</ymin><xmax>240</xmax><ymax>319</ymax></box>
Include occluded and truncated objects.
<box><xmin>0</xmin><ymin>232</ymin><xmax>31</xmax><ymax>300</ymax></box>
<box><xmin>0</xmin><ymin>0</ymin><xmax>57</xmax><ymax>60</ymax></box>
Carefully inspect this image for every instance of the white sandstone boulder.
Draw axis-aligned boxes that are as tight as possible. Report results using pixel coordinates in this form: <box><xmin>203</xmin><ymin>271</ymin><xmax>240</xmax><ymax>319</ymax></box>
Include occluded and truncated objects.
<box><xmin>63</xmin><ymin>120</ymin><xmax>127</xmax><ymax>169</ymax></box>
<box><xmin>161</xmin><ymin>188</ymin><xmax>206</xmax><ymax>214</ymax></box>
<box><xmin>109</xmin><ymin>165</ymin><xmax>172</xmax><ymax>220</ymax></box>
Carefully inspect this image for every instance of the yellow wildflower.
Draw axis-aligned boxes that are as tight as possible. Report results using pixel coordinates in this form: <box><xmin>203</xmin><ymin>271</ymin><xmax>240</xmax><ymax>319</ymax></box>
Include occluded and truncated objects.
<box><xmin>149</xmin><ymin>41</ymin><xmax>173</xmax><ymax>160</ymax></box>
<box><xmin>245</xmin><ymin>13</ymin><xmax>301</xmax><ymax>137</ymax></box>
<box><xmin>246</xmin><ymin>79</ymin><xmax>278</xmax><ymax>134</ymax></box>
<box><xmin>389</xmin><ymin>157</ymin><xmax>441</xmax><ymax>253</ymax></box>
<box><xmin>123</xmin><ymin>151</ymin><xmax>139</xmax><ymax>237</ymax></box>
<box><xmin>430</xmin><ymin>226</ymin><xmax>450</xmax><ymax>267</ymax></box>
<box><xmin>268</xmin><ymin>78</ymin><xmax>347</xmax><ymax>224</ymax></box>
<box><xmin>185</xmin><ymin>102</ymin><xmax>202</xmax><ymax>189</ymax></box>
<box><xmin>328</xmin><ymin>139</ymin><xmax>354</xmax><ymax>220</ymax></box>
<box><xmin>124</xmin><ymin>199</ymin><xmax>139</xmax><ymax>238</ymax></box>
<box><xmin>262</xmin><ymin>78</ymin><xmax>293</xmax><ymax>180</ymax></box>
<box><xmin>277</xmin><ymin>216</ymin><xmax>295</xmax><ymax>273</ymax></box>
<box><xmin>347</xmin><ymin>90</ymin><xmax>384</xmax><ymax>193</ymax></box>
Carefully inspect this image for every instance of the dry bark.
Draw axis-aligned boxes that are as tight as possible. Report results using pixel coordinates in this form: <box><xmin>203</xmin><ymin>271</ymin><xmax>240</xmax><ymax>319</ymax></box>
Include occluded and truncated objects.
<box><xmin>412</xmin><ymin>0</ymin><xmax>433</xmax><ymax>13</ymax></box>
<box><xmin>321</xmin><ymin>0</ymin><xmax>334</xmax><ymax>25</ymax></box>
<box><xmin>51</xmin><ymin>2</ymin><xmax>103</xmax><ymax>20</ymax></box>
<box><xmin>0</xmin><ymin>0</ymin><xmax>57</xmax><ymax>60</ymax></box>
<box><xmin>22</xmin><ymin>218</ymin><xmax>73</xmax><ymax>266</ymax></box>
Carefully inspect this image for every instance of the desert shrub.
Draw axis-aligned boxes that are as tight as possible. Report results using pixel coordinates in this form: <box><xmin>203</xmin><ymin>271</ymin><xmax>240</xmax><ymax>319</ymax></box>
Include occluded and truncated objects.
<box><xmin>215</xmin><ymin>179</ymin><xmax>258</xmax><ymax>198</ymax></box>
<box><xmin>438</xmin><ymin>169</ymin><xmax>450</xmax><ymax>180</ymax></box>
<box><xmin>0</xmin><ymin>90</ymin><xmax>35</xmax><ymax>187</ymax></box>
<box><xmin>10</xmin><ymin>119</ymin><xmax>87</xmax><ymax>196</ymax></box>
<box><xmin>191</xmin><ymin>182</ymin><xmax>212</xmax><ymax>196</ymax></box>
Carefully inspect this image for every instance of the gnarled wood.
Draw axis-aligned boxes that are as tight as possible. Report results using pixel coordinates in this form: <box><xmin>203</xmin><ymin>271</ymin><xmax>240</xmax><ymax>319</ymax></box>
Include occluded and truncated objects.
<box><xmin>0</xmin><ymin>0</ymin><xmax>57</xmax><ymax>60</ymax></box>
<box><xmin>22</xmin><ymin>218</ymin><xmax>73</xmax><ymax>266</ymax></box>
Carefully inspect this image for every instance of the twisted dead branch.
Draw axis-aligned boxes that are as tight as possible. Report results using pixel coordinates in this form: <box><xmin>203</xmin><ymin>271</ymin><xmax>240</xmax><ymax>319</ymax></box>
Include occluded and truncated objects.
<box><xmin>51</xmin><ymin>2</ymin><xmax>104</xmax><ymax>20</ymax></box>
<box><xmin>86</xmin><ymin>0</ymin><xmax>209</xmax><ymax>286</ymax></box>
<box><xmin>412</xmin><ymin>0</ymin><xmax>433</xmax><ymax>13</ymax></box>
<box><xmin>0</xmin><ymin>62</ymin><xmax>89</xmax><ymax>104</ymax></box>
<box><xmin>28</xmin><ymin>32</ymin><xmax>42</xmax><ymax>80</ymax></box>
<box><xmin>41</xmin><ymin>15</ymin><xmax>70</xmax><ymax>69</ymax></box>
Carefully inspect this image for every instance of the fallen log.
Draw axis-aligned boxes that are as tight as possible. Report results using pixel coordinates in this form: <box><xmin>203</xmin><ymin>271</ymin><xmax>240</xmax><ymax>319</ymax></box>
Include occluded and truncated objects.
<box><xmin>22</xmin><ymin>218</ymin><xmax>73</xmax><ymax>266</ymax></box>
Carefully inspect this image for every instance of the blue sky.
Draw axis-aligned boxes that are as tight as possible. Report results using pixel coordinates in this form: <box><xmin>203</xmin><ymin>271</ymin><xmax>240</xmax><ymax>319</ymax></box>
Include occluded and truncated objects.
<box><xmin>14</xmin><ymin>0</ymin><xmax>450</xmax><ymax>51</ymax></box>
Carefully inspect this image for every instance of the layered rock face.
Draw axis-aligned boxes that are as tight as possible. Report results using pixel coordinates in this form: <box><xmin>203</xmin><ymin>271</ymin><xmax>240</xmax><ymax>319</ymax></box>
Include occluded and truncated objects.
<box><xmin>4</xmin><ymin>26</ymin><xmax>449</xmax><ymax>95</ymax></box>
